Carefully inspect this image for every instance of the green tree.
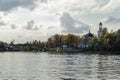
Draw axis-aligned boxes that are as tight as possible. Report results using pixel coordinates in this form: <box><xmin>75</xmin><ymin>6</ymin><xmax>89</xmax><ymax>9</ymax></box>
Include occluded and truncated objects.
<box><xmin>102</xmin><ymin>27</ymin><xmax>108</xmax><ymax>36</ymax></box>
<box><xmin>90</xmin><ymin>36</ymin><xmax>99</xmax><ymax>50</ymax></box>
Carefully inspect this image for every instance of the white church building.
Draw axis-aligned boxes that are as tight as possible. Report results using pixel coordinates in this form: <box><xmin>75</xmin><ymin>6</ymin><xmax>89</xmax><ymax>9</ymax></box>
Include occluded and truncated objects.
<box><xmin>97</xmin><ymin>22</ymin><xmax>103</xmax><ymax>38</ymax></box>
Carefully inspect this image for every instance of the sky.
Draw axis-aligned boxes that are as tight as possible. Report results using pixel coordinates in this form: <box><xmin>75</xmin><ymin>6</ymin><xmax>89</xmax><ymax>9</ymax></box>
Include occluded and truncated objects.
<box><xmin>0</xmin><ymin>0</ymin><xmax>120</xmax><ymax>43</ymax></box>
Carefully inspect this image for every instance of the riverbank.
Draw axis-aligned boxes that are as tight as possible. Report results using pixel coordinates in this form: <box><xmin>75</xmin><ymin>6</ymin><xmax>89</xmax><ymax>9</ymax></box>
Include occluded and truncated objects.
<box><xmin>84</xmin><ymin>51</ymin><xmax>120</xmax><ymax>55</ymax></box>
<box><xmin>0</xmin><ymin>48</ymin><xmax>120</xmax><ymax>55</ymax></box>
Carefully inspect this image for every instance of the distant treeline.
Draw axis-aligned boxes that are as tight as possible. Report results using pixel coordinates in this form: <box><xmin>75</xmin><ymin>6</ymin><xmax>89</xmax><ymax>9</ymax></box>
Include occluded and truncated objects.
<box><xmin>0</xmin><ymin>28</ymin><xmax>120</xmax><ymax>51</ymax></box>
<box><xmin>89</xmin><ymin>29</ymin><xmax>120</xmax><ymax>51</ymax></box>
<box><xmin>23</xmin><ymin>34</ymin><xmax>82</xmax><ymax>51</ymax></box>
<box><xmin>0</xmin><ymin>41</ymin><xmax>7</xmax><ymax>51</ymax></box>
<box><xmin>24</xmin><ymin>28</ymin><xmax>120</xmax><ymax>51</ymax></box>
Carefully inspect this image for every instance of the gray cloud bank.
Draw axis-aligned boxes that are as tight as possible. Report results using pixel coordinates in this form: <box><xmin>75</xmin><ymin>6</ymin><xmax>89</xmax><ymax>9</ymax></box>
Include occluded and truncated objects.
<box><xmin>0</xmin><ymin>0</ymin><xmax>37</xmax><ymax>11</ymax></box>
<box><xmin>60</xmin><ymin>12</ymin><xmax>89</xmax><ymax>34</ymax></box>
<box><xmin>103</xmin><ymin>16</ymin><xmax>120</xmax><ymax>24</ymax></box>
<box><xmin>0</xmin><ymin>21</ymin><xmax>6</xmax><ymax>26</ymax></box>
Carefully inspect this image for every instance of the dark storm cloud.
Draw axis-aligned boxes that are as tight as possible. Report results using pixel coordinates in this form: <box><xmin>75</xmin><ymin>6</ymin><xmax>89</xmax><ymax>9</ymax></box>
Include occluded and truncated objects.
<box><xmin>60</xmin><ymin>12</ymin><xmax>89</xmax><ymax>33</ymax></box>
<box><xmin>24</xmin><ymin>20</ymin><xmax>39</xmax><ymax>30</ymax></box>
<box><xmin>0</xmin><ymin>0</ymin><xmax>37</xmax><ymax>11</ymax></box>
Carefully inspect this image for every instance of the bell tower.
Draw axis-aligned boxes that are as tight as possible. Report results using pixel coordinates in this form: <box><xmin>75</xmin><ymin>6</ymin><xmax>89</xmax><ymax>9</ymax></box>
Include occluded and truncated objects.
<box><xmin>98</xmin><ymin>22</ymin><xmax>103</xmax><ymax>38</ymax></box>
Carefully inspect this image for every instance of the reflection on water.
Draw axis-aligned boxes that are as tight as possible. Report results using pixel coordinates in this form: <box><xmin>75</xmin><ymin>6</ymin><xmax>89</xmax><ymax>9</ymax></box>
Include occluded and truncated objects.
<box><xmin>0</xmin><ymin>52</ymin><xmax>120</xmax><ymax>80</ymax></box>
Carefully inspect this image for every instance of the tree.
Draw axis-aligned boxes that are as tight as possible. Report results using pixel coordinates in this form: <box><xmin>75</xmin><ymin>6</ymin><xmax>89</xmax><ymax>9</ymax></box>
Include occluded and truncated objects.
<box><xmin>47</xmin><ymin>37</ymin><xmax>54</xmax><ymax>48</ymax></box>
<box><xmin>102</xmin><ymin>27</ymin><xmax>108</xmax><ymax>36</ymax></box>
<box><xmin>90</xmin><ymin>36</ymin><xmax>99</xmax><ymax>50</ymax></box>
<box><xmin>53</xmin><ymin>34</ymin><xmax>61</xmax><ymax>47</ymax></box>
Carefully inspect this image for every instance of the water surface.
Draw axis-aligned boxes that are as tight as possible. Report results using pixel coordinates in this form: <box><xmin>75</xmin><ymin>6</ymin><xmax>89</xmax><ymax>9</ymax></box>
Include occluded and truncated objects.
<box><xmin>0</xmin><ymin>52</ymin><xmax>120</xmax><ymax>80</ymax></box>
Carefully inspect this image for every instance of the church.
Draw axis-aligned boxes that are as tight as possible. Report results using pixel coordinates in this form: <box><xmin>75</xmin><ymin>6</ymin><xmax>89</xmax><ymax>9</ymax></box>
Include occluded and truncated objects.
<box><xmin>78</xmin><ymin>22</ymin><xmax>103</xmax><ymax>48</ymax></box>
<box><xmin>87</xmin><ymin>30</ymin><xmax>94</xmax><ymax>42</ymax></box>
<box><xmin>97</xmin><ymin>22</ymin><xmax>103</xmax><ymax>38</ymax></box>
<box><xmin>86</xmin><ymin>22</ymin><xmax>103</xmax><ymax>42</ymax></box>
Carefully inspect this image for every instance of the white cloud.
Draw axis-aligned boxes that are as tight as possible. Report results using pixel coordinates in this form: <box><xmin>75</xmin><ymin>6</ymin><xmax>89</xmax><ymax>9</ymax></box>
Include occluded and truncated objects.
<box><xmin>92</xmin><ymin>0</ymin><xmax>120</xmax><ymax>14</ymax></box>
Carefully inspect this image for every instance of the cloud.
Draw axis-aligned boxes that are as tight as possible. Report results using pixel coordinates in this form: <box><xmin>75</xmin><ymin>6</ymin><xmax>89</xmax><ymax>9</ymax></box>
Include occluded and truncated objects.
<box><xmin>92</xmin><ymin>0</ymin><xmax>120</xmax><ymax>14</ymax></box>
<box><xmin>70</xmin><ymin>0</ymin><xmax>97</xmax><ymax>10</ymax></box>
<box><xmin>24</xmin><ymin>20</ymin><xmax>34</xmax><ymax>30</ymax></box>
<box><xmin>0</xmin><ymin>0</ymin><xmax>37</xmax><ymax>11</ymax></box>
<box><xmin>39</xmin><ymin>0</ymin><xmax>48</xmax><ymax>3</ymax></box>
<box><xmin>34</xmin><ymin>26</ymin><xmax>39</xmax><ymax>30</ymax></box>
<box><xmin>0</xmin><ymin>21</ymin><xmax>6</xmax><ymax>26</ymax></box>
<box><xmin>24</xmin><ymin>20</ymin><xmax>39</xmax><ymax>30</ymax></box>
<box><xmin>102</xmin><ymin>16</ymin><xmax>120</xmax><ymax>24</ymax></box>
<box><xmin>10</xmin><ymin>24</ymin><xmax>17</xmax><ymax>29</ymax></box>
<box><xmin>48</xmin><ymin>26</ymin><xmax>55</xmax><ymax>29</ymax></box>
<box><xmin>60</xmin><ymin>12</ymin><xmax>89</xmax><ymax>34</ymax></box>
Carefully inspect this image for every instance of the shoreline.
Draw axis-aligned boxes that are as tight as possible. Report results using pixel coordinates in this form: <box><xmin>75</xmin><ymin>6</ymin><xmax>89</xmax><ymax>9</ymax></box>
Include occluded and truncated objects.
<box><xmin>84</xmin><ymin>51</ymin><xmax>120</xmax><ymax>54</ymax></box>
<box><xmin>0</xmin><ymin>50</ymin><xmax>120</xmax><ymax>55</ymax></box>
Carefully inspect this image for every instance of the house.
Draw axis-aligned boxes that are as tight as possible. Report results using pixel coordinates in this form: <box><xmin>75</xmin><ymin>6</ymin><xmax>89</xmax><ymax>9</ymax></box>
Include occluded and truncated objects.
<box><xmin>62</xmin><ymin>45</ymin><xmax>67</xmax><ymax>50</ymax></box>
<box><xmin>77</xmin><ymin>44</ymin><xmax>88</xmax><ymax>49</ymax></box>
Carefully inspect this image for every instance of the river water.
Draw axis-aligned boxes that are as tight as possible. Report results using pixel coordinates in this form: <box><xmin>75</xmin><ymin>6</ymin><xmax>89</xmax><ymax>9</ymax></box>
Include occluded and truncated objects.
<box><xmin>0</xmin><ymin>52</ymin><xmax>120</xmax><ymax>80</ymax></box>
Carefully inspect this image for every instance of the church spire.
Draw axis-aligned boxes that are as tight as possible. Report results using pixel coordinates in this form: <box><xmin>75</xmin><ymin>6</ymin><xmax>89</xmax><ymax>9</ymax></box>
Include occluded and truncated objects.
<box><xmin>99</xmin><ymin>22</ymin><xmax>102</xmax><ymax>26</ymax></box>
<box><xmin>99</xmin><ymin>22</ymin><xmax>102</xmax><ymax>30</ymax></box>
<box><xmin>98</xmin><ymin>22</ymin><xmax>103</xmax><ymax>38</ymax></box>
<box><xmin>89</xmin><ymin>29</ymin><xmax>90</xmax><ymax>33</ymax></box>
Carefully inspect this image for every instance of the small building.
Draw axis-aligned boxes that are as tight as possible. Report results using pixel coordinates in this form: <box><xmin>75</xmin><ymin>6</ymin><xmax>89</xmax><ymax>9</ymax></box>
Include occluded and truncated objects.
<box><xmin>62</xmin><ymin>45</ymin><xmax>67</xmax><ymax>49</ymax></box>
<box><xmin>77</xmin><ymin>44</ymin><xmax>87</xmax><ymax>48</ymax></box>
